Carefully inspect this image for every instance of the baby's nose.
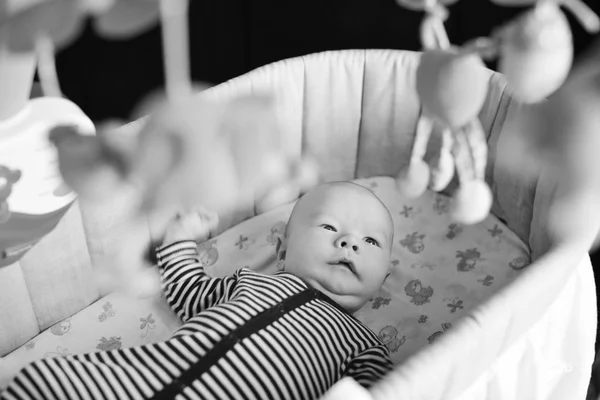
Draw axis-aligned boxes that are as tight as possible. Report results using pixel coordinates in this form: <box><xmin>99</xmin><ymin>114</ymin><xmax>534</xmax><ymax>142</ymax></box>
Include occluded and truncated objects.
<box><xmin>335</xmin><ymin>235</ymin><xmax>360</xmax><ymax>253</ymax></box>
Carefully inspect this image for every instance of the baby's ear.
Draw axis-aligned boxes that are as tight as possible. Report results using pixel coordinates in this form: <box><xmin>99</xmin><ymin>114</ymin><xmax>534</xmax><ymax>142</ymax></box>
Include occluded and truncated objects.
<box><xmin>276</xmin><ymin>236</ymin><xmax>288</xmax><ymax>271</ymax></box>
<box><xmin>384</xmin><ymin>261</ymin><xmax>396</xmax><ymax>280</ymax></box>
<box><xmin>276</xmin><ymin>237</ymin><xmax>287</xmax><ymax>260</ymax></box>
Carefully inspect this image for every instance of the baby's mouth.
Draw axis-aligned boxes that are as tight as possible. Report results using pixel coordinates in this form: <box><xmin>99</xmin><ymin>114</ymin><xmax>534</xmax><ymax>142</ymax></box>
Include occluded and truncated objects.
<box><xmin>328</xmin><ymin>258</ymin><xmax>356</xmax><ymax>274</ymax></box>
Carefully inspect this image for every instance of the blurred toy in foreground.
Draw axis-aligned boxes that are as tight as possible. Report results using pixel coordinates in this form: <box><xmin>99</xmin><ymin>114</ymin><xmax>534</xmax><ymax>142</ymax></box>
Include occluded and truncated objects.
<box><xmin>50</xmin><ymin>94</ymin><xmax>319</xmax><ymax>221</ymax></box>
<box><xmin>501</xmin><ymin>36</ymin><xmax>600</xmax><ymax>250</ymax></box>
<box><xmin>50</xmin><ymin>93</ymin><xmax>320</xmax><ymax>295</ymax></box>
<box><xmin>395</xmin><ymin>0</ymin><xmax>599</xmax><ymax>236</ymax></box>
<box><xmin>470</xmin><ymin>0</ymin><xmax>600</xmax><ymax>249</ymax></box>
<box><xmin>0</xmin><ymin>0</ymin><xmax>162</xmax><ymax>54</ymax></box>
<box><xmin>0</xmin><ymin>0</ymin><xmax>101</xmax><ymax>267</ymax></box>
<box><xmin>47</xmin><ymin>0</ymin><xmax>320</xmax><ymax>229</ymax></box>
<box><xmin>44</xmin><ymin>0</ymin><xmax>320</xmax><ymax>295</ymax></box>
<box><xmin>395</xmin><ymin>0</ymin><xmax>493</xmax><ymax>225</ymax></box>
<box><xmin>470</xmin><ymin>0</ymin><xmax>600</xmax><ymax>103</ymax></box>
<box><xmin>395</xmin><ymin>0</ymin><xmax>459</xmax><ymax>11</ymax></box>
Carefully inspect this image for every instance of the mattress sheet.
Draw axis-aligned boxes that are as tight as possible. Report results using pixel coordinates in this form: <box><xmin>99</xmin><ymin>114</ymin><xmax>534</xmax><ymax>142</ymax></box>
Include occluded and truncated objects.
<box><xmin>1</xmin><ymin>177</ymin><xmax>531</xmax><ymax>387</ymax></box>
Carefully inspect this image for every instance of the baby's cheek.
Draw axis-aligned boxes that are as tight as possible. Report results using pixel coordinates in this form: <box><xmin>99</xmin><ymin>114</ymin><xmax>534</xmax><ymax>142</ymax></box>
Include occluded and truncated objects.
<box><xmin>287</xmin><ymin>247</ymin><xmax>320</xmax><ymax>278</ymax></box>
<box><xmin>367</xmin><ymin>254</ymin><xmax>391</xmax><ymax>282</ymax></box>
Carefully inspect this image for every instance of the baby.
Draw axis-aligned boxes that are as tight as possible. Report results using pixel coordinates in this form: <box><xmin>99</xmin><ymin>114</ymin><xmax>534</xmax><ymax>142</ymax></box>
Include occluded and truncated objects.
<box><xmin>2</xmin><ymin>181</ymin><xmax>395</xmax><ymax>400</ymax></box>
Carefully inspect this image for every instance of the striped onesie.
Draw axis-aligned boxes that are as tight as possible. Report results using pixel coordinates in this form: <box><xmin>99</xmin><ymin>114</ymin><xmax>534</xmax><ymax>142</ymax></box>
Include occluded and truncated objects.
<box><xmin>2</xmin><ymin>240</ymin><xmax>393</xmax><ymax>400</ymax></box>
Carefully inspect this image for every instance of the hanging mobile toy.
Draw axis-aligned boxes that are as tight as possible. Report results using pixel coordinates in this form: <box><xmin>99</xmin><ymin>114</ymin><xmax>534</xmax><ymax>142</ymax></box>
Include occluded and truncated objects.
<box><xmin>92</xmin><ymin>0</ymin><xmax>161</xmax><ymax>39</ymax></box>
<box><xmin>50</xmin><ymin>0</ymin><xmax>320</xmax><ymax>295</ymax></box>
<box><xmin>119</xmin><ymin>0</ymin><xmax>319</xmax><ymax>224</ymax></box>
<box><xmin>465</xmin><ymin>0</ymin><xmax>600</xmax><ymax>103</ymax></box>
<box><xmin>0</xmin><ymin>0</ymin><xmax>109</xmax><ymax>267</ymax></box>
<box><xmin>0</xmin><ymin>0</ymin><xmax>156</xmax><ymax>53</ymax></box>
<box><xmin>498</xmin><ymin>38</ymin><xmax>600</xmax><ymax>249</ymax></box>
<box><xmin>52</xmin><ymin>0</ymin><xmax>319</xmax><ymax>219</ymax></box>
<box><xmin>395</xmin><ymin>0</ymin><xmax>493</xmax><ymax>225</ymax></box>
<box><xmin>395</xmin><ymin>0</ymin><xmax>459</xmax><ymax>11</ymax></box>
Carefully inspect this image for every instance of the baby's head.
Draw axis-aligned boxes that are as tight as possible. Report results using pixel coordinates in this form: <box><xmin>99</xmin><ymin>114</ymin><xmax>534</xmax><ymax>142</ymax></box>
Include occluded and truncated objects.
<box><xmin>277</xmin><ymin>181</ymin><xmax>394</xmax><ymax>313</ymax></box>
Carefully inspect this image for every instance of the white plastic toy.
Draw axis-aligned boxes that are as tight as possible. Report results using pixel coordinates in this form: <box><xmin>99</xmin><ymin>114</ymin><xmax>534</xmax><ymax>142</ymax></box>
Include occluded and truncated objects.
<box><xmin>395</xmin><ymin>0</ymin><xmax>493</xmax><ymax>225</ymax></box>
<box><xmin>1</xmin><ymin>0</ymin><xmax>161</xmax><ymax>54</ymax></box>
<box><xmin>470</xmin><ymin>0</ymin><xmax>600</xmax><ymax>103</ymax></box>
<box><xmin>394</xmin><ymin>0</ymin><xmax>599</xmax><ymax>226</ymax></box>
<box><xmin>46</xmin><ymin>0</ymin><xmax>320</xmax><ymax>294</ymax></box>
<box><xmin>0</xmin><ymin>0</ymin><xmax>96</xmax><ymax>267</ymax></box>
<box><xmin>48</xmin><ymin>0</ymin><xmax>321</xmax><ymax>220</ymax></box>
<box><xmin>499</xmin><ymin>40</ymin><xmax>600</xmax><ymax>248</ymax></box>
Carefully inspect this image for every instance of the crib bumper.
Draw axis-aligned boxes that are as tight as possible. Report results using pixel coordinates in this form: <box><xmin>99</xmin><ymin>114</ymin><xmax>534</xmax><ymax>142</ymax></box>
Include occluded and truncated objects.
<box><xmin>457</xmin><ymin>255</ymin><xmax>596</xmax><ymax>400</ymax></box>
<box><xmin>367</xmin><ymin>247</ymin><xmax>596</xmax><ymax>400</ymax></box>
<box><xmin>323</xmin><ymin>253</ymin><xmax>595</xmax><ymax>400</ymax></box>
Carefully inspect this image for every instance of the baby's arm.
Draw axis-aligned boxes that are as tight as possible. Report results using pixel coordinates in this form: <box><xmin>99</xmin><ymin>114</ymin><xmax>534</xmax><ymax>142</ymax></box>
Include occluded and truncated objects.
<box><xmin>1</xmin><ymin>336</ymin><xmax>200</xmax><ymax>400</ymax></box>
<box><xmin>344</xmin><ymin>345</ymin><xmax>394</xmax><ymax>388</ymax></box>
<box><xmin>157</xmin><ymin>208</ymin><xmax>240</xmax><ymax>322</ymax></box>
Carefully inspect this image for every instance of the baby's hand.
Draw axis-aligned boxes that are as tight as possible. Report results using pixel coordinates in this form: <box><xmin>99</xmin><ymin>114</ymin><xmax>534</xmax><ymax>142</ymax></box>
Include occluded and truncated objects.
<box><xmin>162</xmin><ymin>206</ymin><xmax>219</xmax><ymax>245</ymax></box>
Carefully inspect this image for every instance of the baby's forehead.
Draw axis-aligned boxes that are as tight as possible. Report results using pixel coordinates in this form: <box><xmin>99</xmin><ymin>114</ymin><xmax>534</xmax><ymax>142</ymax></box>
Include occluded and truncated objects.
<box><xmin>311</xmin><ymin>182</ymin><xmax>381</xmax><ymax>205</ymax></box>
<box><xmin>299</xmin><ymin>183</ymin><xmax>392</xmax><ymax>224</ymax></box>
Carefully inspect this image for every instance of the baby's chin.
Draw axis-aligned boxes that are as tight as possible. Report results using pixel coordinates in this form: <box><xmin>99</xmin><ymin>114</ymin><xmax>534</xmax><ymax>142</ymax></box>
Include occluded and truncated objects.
<box><xmin>307</xmin><ymin>278</ymin><xmax>366</xmax><ymax>314</ymax></box>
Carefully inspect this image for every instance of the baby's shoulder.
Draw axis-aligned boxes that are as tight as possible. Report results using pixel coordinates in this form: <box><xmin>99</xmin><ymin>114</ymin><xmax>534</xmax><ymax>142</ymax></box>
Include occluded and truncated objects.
<box><xmin>234</xmin><ymin>269</ymin><xmax>307</xmax><ymax>290</ymax></box>
<box><xmin>344</xmin><ymin>317</ymin><xmax>387</xmax><ymax>347</ymax></box>
<box><xmin>233</xmin><ymin>267</ymin><xmax>272</xmax><ymax>277</ymax></box>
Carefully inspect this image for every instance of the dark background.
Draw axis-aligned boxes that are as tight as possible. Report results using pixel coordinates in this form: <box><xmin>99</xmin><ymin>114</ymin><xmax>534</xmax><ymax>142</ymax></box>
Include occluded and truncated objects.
<box><xmin>54</xmin><ymin>0</ymin><xmax>600</xmax><ymax>121</ymax></box>
<box><xmin>54</xmin><ymin>0</ymin><xmax>600</xmax><ymax>264</ymax></box>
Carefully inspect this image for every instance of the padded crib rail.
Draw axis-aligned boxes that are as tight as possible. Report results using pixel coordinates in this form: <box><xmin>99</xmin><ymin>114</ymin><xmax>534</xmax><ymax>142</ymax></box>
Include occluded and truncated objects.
<box><xmin>369</xmin><ymin>241</ymin><xmax>596</xmax><ymax>400</ymax></box>
<box><xmin>0</xmin><ymin>49</ymin><xmax>542</xmax><ymax>357</ymax></box>
<box><xmin>187</xmin><ymin>50</ymin><xmax>538</xmax><ymax>248</ymax></box>
<box><xmin>0</xmin><ymin>183</ymin><xmax>145</xmax><ymax>356</ymax></box>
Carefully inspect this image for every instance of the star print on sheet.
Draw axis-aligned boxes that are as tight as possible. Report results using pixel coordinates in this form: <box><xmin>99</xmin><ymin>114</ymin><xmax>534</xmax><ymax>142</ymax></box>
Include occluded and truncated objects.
<box><xmin>487</xmin><ymin>224</ymin><xmax>503</xmax><ymax>238</ymax></box>
<box><xmin>400</xmin><ymin>205</ymin><xmax>414</xmax><ymax>218</ymax></box>
<box><xmin>446</xmin><ymin>298</ymin><xmax>464</xmax><ymax>313</ymax></box>
<box><xmin>235</xmin><ymin>234</ymin><xmax>255</xmax><ymax>250</ymax></box>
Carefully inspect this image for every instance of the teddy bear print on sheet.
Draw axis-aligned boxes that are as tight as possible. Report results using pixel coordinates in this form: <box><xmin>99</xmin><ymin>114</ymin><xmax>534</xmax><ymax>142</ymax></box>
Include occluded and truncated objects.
<box><xmin>352</xmin><ymin>177</ymin><xmax>530</xmax><ymax>364</ymax></box>
<box><xmin>197</xmin><ymin>239</ymin><xmax>219</xmax><ymax>266</ymax></box>
<box><xmin>5</xmin><ymin>292</ymin><xmax>184</xmax><ymax>369</ymax></box>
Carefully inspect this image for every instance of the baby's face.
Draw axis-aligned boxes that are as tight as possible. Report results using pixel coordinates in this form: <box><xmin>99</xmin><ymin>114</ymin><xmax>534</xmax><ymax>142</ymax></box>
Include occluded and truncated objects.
<box><xmin>279</xmin><ymin>183</ymin><xmax>393</xmax><ymax>313</ymax></box>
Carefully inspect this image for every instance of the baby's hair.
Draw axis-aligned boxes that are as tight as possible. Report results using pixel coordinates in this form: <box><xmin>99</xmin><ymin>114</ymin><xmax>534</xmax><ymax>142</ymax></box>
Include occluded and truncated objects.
<box><xmin>285</xmin><ymin>181</ymin><xmax>395</xmax><ymax>243</ymax></box>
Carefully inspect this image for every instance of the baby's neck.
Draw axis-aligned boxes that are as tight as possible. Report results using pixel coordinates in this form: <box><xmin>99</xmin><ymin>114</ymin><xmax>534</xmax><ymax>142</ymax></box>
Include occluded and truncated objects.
<box><xmin>276</xmin><ymin>269</ymin><xmax>358</xmax><ymax>314</ymax></box>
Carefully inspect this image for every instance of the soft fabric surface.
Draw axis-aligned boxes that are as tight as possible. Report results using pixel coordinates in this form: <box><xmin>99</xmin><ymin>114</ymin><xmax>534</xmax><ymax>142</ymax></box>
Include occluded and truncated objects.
<box><xmin>3</xmin><ymin>176</ymin><xmax>530</xmax><ymax>378</ymax></box>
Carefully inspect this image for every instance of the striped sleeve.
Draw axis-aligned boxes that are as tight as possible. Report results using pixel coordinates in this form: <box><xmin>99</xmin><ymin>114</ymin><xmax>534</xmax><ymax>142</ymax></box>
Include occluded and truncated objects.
<box><xmin>1</xmin><ymin>337</ymin><xmax>197</xmax><ymax>400</ymax></box>
<box><xmin>343</xmin><ymin>345</ymin><xmax>394</xmax><ymax>388</ymax></box>
<box><xmin>156</xmin><ymin>240</ymin><xmax>240</xmax><ymax>322</ymax></box>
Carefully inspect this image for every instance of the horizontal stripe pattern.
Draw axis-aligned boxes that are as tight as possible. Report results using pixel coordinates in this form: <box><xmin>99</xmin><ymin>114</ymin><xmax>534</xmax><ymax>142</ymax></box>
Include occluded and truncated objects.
<box><xmin>2</xmin><ymin>241</ymin><xmax>392</xmax><ymax>400</ymax></box>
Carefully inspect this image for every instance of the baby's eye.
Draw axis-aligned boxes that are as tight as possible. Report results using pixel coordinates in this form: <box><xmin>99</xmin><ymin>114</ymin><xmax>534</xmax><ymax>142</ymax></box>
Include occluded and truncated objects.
<box><xmin>321</xmin><ymin>224</ymin><xmax>336</xmax><ymax>232</ymax></box>
<box><xmin>365</xmin><ymin>237</ymin><xmax>380</xmax><ymax>247</ymax></box>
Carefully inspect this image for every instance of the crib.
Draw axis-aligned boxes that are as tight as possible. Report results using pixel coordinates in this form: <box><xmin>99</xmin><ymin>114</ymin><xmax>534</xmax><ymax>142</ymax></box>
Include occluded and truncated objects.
<box><xmin>0</xmin><ymin>49</ymin><xmax>597</xmax><ymax>400</ymax></box>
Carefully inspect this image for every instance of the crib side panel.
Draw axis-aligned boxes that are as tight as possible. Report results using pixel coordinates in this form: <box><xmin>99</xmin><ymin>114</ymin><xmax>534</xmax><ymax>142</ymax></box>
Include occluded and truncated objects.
<box><xmin>0</xmin><ymin>261</ymin><xmax>39</xmax><ymax>356</ymax></box>
<box><xmin>298</xmin><ymin>50</ymin><xmax>365</xmax><ymax>183</ymax></box>
<box><xmin>369</xmin><ymin>249</ymin><xmax>595</xmax><ymax>400</ymax></box>
<box><xmin>0</xmin><ymin>202</ymin><xmax>100</xmax><ymax>356</ymax></box>
<box><xmin>354</xmin><ymin>50</ymin><xmax>422</xmax><ymax>179</ymax></box>
<box><xmin>0</xmin><ymin>124</ymin><xmax>151</xmax><ymax>356</ymax></box>
<box><xmin>484</xmin><ymin>79</ymin><xmax>538</xmax><ymax>250</ymax></box>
